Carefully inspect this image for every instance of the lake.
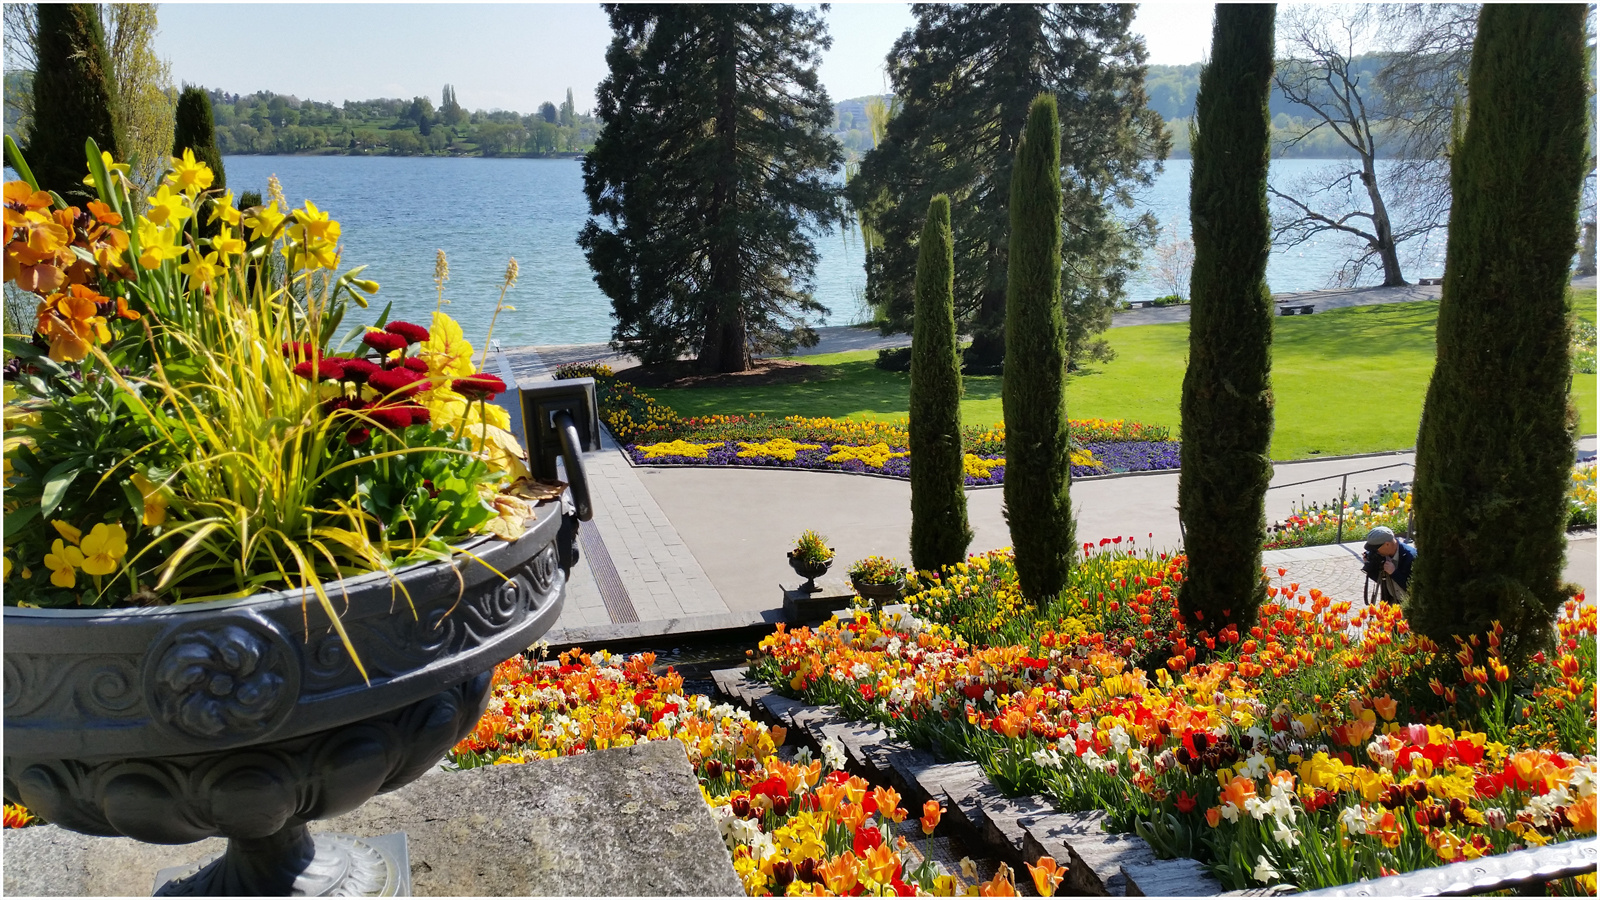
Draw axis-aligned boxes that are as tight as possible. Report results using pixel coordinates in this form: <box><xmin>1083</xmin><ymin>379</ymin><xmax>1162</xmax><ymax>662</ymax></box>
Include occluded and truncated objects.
<box><xmin>222</xmin><ymin>155</ymin><xmax>1446</xmax><ymax>348</ymax></box>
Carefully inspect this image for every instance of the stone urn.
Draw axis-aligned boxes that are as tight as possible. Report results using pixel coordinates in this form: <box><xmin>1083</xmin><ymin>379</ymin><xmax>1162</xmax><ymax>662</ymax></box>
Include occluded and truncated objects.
<box><xmin>2</xmin><ymin>501</ymin><xmax>578</xmax><ymax>896</ymax></box>
<box><xmin>850</xmin><ymin>573</ymin><xmax>907</xmax><ymax>604</ymax></box>
<box><xmin>786</xmin><ymin>550</ymin><xmax>832</xmax><ymax>594</ymax></box>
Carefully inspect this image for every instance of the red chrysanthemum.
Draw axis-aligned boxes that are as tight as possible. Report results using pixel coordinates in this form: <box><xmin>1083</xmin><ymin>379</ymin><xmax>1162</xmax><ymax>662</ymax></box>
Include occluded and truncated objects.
<box><xmin>361</xmin><ymin>331</ymin><xmax>409</xmax><ymax>354</ymax></box>
<box><xmin>385</xmin><ymin>320</ymin><xmax>430</xmax><ymax>344</ymax></box>
<box><xmin>366</xmin><ymin>405</ymin><xmax>415</xmax><ymax>430</ymax></box>
<box><xmin>292</xmin><ymin>358</ymin><xmax>345</xmax><ymax>381</ymax></box>
<box><xmin>400</xmin><ymin>357</ymin><xmax>429</xmax><ymax>373</ymax></box>
<box><xmin>345</xmin><ymin>426</ymin><xmax>371</xmax><ymax>445</ymax></box>
<box><xmin>281</xmin><ymin>341</ymin><xmax>319</xmax><ymax>362</ymax></box>
<box><xmin>452</xmin><ymin>373</ymin><xmax>507</xmax><ymax>400</ymax></box>
<box><xmin>369</xmin><ymin>367</ymin><xmax>427</xmax><ymax>398</ymax></box>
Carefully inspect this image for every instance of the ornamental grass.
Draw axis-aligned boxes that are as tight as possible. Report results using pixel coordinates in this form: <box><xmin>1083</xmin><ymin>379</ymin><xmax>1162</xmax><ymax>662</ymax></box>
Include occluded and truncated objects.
<box><xmin>448</xmin><ymin>649</ymin><xmax>1026</xmax><ymax>897</ymax></box>
<box><xmin>750</xmin><ymin>544</ymin><xmax>1597</xmax><ymax>892</ymax></box>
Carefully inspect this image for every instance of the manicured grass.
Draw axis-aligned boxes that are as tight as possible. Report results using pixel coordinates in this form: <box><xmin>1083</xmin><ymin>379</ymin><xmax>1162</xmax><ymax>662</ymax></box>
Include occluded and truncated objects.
<box><xmin>651</xmin><ymin>294</ymin><xmax>1599</xmax><ymax>460</ymax></box>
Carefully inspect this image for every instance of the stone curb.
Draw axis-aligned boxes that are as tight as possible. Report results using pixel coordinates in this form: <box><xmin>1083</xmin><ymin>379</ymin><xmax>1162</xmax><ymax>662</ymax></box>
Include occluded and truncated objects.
<box><xmin>708</xmin><ymin>667</ymin><xmax>1223</xmax><ymax>897</ymax></box>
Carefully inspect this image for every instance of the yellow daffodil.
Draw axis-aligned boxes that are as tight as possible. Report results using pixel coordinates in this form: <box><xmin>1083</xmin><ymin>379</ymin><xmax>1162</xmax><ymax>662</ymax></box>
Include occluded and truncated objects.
<box><xmin>43</xmin><ymin>539</ymin><xmax>83</xmax><ymax>588</ymax></box>
<box><xmin>145</xmin><ymin>184</ymin><xmax>194</xmax><ymax>227</ymax></box>
<box><xmin>207</xmin><ymin>190</ymin><xmax>243</xmax><ymax>227</ymax></box>
<box><xmin>283</xmin><ymin>237</ymin><xmax>338</xmax><ymax>271</ymax></box>
<box><xmin>78</xmin><ymin>523</ymin><xmax>128</xmax><ymax>576</ymax></box>
<box><xmin>244</xmin><ymin>201</ymin><xmax>287</xmax><ymax>241</ymax></box>
<box><xmin>166</xmin><ymin>148</ymin><xmax>215</xmax><ymax>195</ymax></box>
<box><xmin>210</xmin><ymin>225</ymin><xmax>246</xmax><ymax>261</ymax></box>
<box><xmin>135</xmin><ymin>216</ymin><xmax>186</xmax><ymax>269</ymax></box>
<box><xmin>179</xmin><ymin>248</ymin><xmax>223</xmax><ymax>289</ymax></box>
<box><xmin>287</xmin><ymin>200</ymin><xmax>341</xmax><ymax>245</ymax></box>
<box><xmin>81</xmin><ymin>150</ymin><xmax>131</xmax><ymax>187</ymax></box>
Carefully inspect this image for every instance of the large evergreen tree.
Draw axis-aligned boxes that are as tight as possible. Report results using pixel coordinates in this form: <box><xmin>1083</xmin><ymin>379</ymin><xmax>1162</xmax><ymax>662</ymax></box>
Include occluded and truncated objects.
<box><xmin>27</xmin><ymin>3</ymin><xmax>123</xmax><ymax>203</ymax></box>
<box><xmin>1177</xmin><ymin>5</ymin><xmax>1277</xmax><ymax>634</ymax></box>
<box><xmin>850</xmin><ymin>5</ymin><xmax>1168</xmax><ymax>370</ymax></box>
<box><xmin>579</xmin><ymin>4</ymin><xmax>844</xmax><ymax>373</ymax></box>
<box><xmin>173</xmin><ymin>85</ymin><xmax>226</xmax><ymax>191</ymax></box>
<box><xmin>1003</xmin><ymin>94</ymin><xmax>1072</xmax><ymax>601</ymax></box>
<box><xmin>909</xmin><ymin>194</ymin><xmax>971</xmax><ymax>573</ymax></box>
<box><xmin>1410</xmin><ymin>4</ymin><xmax>1589</xmax><ymax>663</ymax></box>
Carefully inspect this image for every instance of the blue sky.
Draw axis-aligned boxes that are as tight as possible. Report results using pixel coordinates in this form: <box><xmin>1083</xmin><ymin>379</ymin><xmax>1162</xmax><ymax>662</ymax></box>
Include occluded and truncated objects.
<box><xmin>150</xmin><ymin>3</ymin><xmax>1217</xmax><ymax>115</ymax></box>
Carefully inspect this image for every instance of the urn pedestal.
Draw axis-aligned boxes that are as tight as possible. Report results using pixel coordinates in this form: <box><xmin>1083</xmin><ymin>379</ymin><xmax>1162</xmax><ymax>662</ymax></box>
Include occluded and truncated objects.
<box><xmin>3</xmin><ymin>502</ymin><xmax>575</xmax><ymax>896</ymax></box>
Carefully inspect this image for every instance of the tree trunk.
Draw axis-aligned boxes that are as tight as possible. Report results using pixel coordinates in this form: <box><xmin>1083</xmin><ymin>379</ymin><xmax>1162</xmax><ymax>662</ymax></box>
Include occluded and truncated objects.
<box><xmin>1362</xmin><ymin>159</ymin><xmax>1407</xmax><ymax>286</ymax></box>
<box><xmin>701</xmin><ymin>13</ymin><xmax>748</xmax><ymax>374</ymax></box>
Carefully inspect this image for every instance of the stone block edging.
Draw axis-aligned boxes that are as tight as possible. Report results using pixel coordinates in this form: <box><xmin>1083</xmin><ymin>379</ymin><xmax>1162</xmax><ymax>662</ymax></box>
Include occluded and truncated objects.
<box><xmin>710</xmin><ymin>667</ymin><xmax>1223</xmax><ymax>897</ymax></box>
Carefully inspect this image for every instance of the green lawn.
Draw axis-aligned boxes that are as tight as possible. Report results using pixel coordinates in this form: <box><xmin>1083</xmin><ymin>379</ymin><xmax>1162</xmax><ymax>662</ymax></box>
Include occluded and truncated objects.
<box><xmin>652</xmin><ymin>292</ymin><xmax>1599</xmax><ymax>460</ymax></box>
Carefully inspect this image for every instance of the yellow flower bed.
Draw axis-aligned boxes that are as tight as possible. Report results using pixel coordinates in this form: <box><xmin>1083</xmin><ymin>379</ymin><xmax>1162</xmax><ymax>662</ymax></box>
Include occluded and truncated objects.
<box><xmin>737</xmin><ymin>438</ymin><xmax>822</xmax><ymax>461</ymax></box>
<box><xmin>825</xmin><ymin>443</ymin><xmax>910</xmax><ymax>468</ymax></box>
<box><xmin>963</xmin><ymin>454</ymin><xmax>1002</xmax><ymax>479</ymax></box>
<box><xmin>636</xmin><ymin>440</ymin><xmax>724</xmax><ymax>460</ymax></box>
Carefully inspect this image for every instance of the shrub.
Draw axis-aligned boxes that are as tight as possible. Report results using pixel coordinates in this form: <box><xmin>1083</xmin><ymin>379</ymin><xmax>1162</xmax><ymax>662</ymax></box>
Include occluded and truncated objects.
<box><xmin>874</xmin><ymin>346</ymin><xmax>912</xmax><ymax>371</ymax></box>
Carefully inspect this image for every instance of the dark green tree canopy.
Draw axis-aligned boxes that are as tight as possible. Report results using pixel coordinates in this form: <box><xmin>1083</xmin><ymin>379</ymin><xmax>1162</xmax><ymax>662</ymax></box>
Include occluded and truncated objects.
<box><xmin>28</xmin><ymin>3</ymin><xmax>123</xmax><ymax>203</ymax></box>
<box><xmin>173</xmin><ymin>85</ymin><xmax>225</xmax><ymax>192</ymax></box>
<box><xmin>579</xmin><ymin>3</ymin><xmax>844</xmax><ymax>373</ymax></box>
<box><xmin>1177</xmin><ymin>3</ymin><xmax>1277</xmax><ymax>634</ymax></box>
<box><xmin>850</xmin><ymin>3</ymin><xmax>1169</xmax><ymax>368</ymax></box>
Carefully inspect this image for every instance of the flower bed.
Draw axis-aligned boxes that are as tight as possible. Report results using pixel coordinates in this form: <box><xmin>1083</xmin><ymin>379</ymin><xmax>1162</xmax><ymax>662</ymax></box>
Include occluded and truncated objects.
<box><xmin>750</xmin><ymin>545</ymin><xmax>1598</xmax><ymax>893</ymax></box>
<box><xmin>553</xmin><ymin>363</ymin><xmax>1181</xmax><ymax>484</ymax></box>
<box><xmin>446</xmin><ymin>649</ymin><xmax>1024</xmax><ymax>896</ymax></box>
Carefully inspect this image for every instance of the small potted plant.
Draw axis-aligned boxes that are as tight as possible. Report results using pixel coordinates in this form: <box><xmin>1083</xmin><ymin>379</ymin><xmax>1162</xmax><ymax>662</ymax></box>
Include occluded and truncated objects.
<box><xmin>787</xmin><ymin>530</ymin><xmax>833</xmax><ymax>593</ymax></box>
<box><xmin>849</xmin><ymin>555</ymin><xmax>907</xmax><ymax>603</ymax></box>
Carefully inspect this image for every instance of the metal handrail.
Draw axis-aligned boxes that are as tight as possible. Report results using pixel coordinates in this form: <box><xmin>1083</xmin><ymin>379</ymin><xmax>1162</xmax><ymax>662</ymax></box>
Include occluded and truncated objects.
<box><xmin>1267</xmin><ymin>462</ymin><xmax>1417</xmax><ymax>545</ymax></box>
<box><xmin>1295</xmin><ymin>838</ymin><xmax>1596</xmax><ymax>896</ymax></box>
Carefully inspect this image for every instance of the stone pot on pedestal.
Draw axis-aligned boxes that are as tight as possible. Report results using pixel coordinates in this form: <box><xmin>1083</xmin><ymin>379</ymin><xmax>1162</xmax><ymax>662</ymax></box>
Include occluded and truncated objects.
<box><xmin>850</xmin><ymin>574</ymin><xmax>907</xmax><ymax>604</ymax></box>
<box><xmin>2</xmin><ymin>502</ymin><xmax>576</xmax><ymax>897</ymax></box>
<box><xmin>786</xmin><ymin>550</ymin><xmax>833</xmax><ymax>594</ymax></box>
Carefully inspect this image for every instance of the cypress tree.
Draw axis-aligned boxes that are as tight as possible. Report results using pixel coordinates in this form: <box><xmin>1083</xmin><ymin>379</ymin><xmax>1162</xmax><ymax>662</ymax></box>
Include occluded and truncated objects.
<box><xmin>909</xmin><ymin>194</ymin><xmax>971</xmax><ymax>572</ymax></box>
<box><xmin>1176</xmin><ymin>5</ymin><xmax>1277</xmax><ymax>634</ymax></box>
<box><xmin>1411</xmin><ymin>4</ymin><xmax>1589</xmax><ymax>663</ymax></box>
<box><xmin>1002</xmin><ymin>94</ymin><xmax>1072</xmax><ymax>601</ymax></box>
<box><xmin>28</xmin><ymin>3</ymin><xmax>124</xmax><ymax>204</ymax></box>
<box><xmin>173</xmin><ymin>86</ymin><xmax>227</xmax><ymax>192</ymax></box>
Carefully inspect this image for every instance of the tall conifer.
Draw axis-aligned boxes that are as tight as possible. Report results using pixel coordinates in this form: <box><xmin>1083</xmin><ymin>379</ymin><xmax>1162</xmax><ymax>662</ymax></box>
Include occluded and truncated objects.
<box><xmin>1411</xmin><ymin>4</ymin><xmax>1589</xmax><ymax>663</ymax></box>
<box><xmin>1002</xmin><ymin>94</ymin><xmax>1072</xmax><ymax>601</ymax></box>
<box><xmin>909</xmin><ymin>194</ymin><xmax>971</xmax><ymax>572</ymax></box>
<box><xmin>1177</xmin><ymin>5</ymin><xmax>1277</xmax><ymax>633</ymax></box>
<box><xmin>28</xmin><ymin>3</ymin><xmax>124</xmax><ymax>203</ymax></box>
<box><xmin>173</xmin><ymin>86</ymin><xmax>226</xmax><ymax>191</ymax></box>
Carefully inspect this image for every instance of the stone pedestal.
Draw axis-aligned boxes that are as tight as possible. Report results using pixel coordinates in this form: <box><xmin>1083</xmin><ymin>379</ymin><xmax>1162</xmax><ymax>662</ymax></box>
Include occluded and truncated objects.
<box><xmin>3</xmin><ymin>740</ymin><xmax>742</xmax><ymax>897</ymax></box>
<box><xmin>781</xmin><ymin>576</ymin><xmax>858</xmax><ymax>622</ymax></box>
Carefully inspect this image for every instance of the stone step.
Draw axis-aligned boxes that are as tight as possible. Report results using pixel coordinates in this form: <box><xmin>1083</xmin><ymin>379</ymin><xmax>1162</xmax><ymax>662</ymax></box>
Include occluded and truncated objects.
<box><xmin>1125</xmin><ymin>858</ymin><xmax>1227</xmax><ymax>897</ymax></box>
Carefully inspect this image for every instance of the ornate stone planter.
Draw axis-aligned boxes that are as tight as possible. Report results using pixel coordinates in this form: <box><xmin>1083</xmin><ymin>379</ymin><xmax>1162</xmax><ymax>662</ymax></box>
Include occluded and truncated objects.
<box><xmin>2</xmin><ymin>501</ymin><xmax>576</xmax><ymax>896</ymax></box>
<box><xmin>787</xmin><ymin>550</ymin><xmax>833</xmax><ymax>594</ymax></box>
<box><xmin>850</xmin><ymin>574</ymin><xmax>907</xmax><ymax>604</ymax></box>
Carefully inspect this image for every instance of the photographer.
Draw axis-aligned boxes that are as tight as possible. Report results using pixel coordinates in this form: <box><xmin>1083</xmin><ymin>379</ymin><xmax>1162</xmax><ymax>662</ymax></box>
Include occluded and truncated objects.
<box><xmin>1361</xmin><ymin>526</ymin><xmax>1415</xmax><ymax>604</ymax></box>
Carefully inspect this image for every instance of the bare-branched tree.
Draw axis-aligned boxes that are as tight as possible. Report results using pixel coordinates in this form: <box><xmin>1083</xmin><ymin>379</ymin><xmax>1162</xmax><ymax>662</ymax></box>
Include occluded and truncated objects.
<box><xmin>1149</xmin><ymin>225</ymin><xmax>1195</xmax><ymax>300</ymax></box>
<box><xmin>1268</xmin><ymin>4</ymin><xmax>1476</xmax><ymax>288</ymax></box>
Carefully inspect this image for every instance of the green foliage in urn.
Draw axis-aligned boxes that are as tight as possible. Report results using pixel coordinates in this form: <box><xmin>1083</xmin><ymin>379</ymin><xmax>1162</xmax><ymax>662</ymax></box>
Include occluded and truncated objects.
<box><xmin>1411</xmin><ymin>4</ymin><xmax>1590</xmax><ymax>664</ymax></box>
<box><xmin>1002</xmin><ymin>94</ymin><xmax>1074</xmax><ymax>601</ymax></box>
<box><xmin>909</xmin><ymin>194</ymin><xmax>971</xmax><ymax>573</ymax></box>
<box><xmin>792</xmin><ymin>530</ymin><xmax>832</xmax><ymax>566</ymax></box>
<box><xmin>1176</xmin><ymin>4</ymin><xmax>1277</xmax><ymax>633</ymax></box>
<box><xmin>27</xmin><ymin>3</ymin><xmax>124</xmax><ymax>205</ymax></box>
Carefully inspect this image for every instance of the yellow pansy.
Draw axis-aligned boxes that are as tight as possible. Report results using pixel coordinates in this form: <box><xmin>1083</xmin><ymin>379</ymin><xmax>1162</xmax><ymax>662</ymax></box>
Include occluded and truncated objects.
<box><xmin>43</xmin><ymin>539</ymin><xmax>83</xmax><ymax>588</ymax></box>
<box><xmin>51</xmin><ymin>519</ymin><xmax>83</xmax><ymax>545</ymax></box>
<box><xmin>131</xmin><ymin>472</ymin><xmax>168</xmax><ymax>527</ymax></box>
<box><xmin>166</xmin><ymin>148</ymin><xmax>215</xmax><ymax>195</ymax></box>
<box><xmin>79</xmin><ymin>523</ymin><xmax>128</xmax><ymax>576</ymax></box>
<box><xmin>244</xmin><ymin>201</ymin><xmax>286</xmax><ymax>241</ymax></box>
<box><xmin>145</xmin><ymin>184</ymin><xmax>193</xmax><ymax>227</ymax></box>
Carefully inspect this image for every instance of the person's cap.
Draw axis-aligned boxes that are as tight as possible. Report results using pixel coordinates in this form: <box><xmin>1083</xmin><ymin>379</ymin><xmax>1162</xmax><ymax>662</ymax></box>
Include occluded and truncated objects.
<box><xmin>1364</xmin><ymin>526</ymin><xmax>1395</xmax><ymax>549</ymax></box>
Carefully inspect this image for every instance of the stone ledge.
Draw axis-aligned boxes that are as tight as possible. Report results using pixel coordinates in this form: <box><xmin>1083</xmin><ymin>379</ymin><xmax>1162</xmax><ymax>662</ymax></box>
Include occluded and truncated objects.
<box><xmin>1125</xmin><ymin>858</ymin><xmax>1225</xmax><ymax>896</ymax></box>
<box><xmin>2</xmin><ymin>740</ymin><xmax>741</xmax><ymax>897</ymax></box>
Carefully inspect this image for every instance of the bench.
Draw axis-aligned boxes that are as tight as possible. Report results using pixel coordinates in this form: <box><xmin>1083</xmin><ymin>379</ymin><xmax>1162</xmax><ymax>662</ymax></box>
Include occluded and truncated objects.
<box><xmin>1127</xmin><ymin>300</ymin><xmax>1156</xmax><ymax>309</ymax></box>
<box><xmin>1417</xmin><ymin>277</ymin><xmax>1442</xmax><ymax>286</ymax></box>
<box><xmin>1277</xmin><ymin>302</ymin><xmax>1315</xmax><ymax>316</ymax></box>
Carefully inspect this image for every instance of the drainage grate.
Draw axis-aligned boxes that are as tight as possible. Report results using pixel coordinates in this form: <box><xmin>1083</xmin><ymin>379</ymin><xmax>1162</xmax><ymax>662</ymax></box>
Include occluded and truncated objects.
<box><xmin>579</xmin><ymin>523</ymin><xmax>639</xmax><ymax>624</ymax></box>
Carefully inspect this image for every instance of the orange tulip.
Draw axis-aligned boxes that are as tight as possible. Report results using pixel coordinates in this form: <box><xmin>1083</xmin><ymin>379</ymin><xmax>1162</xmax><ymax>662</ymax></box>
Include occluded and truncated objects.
<box><xmin>865</xmin><ymin>841</ymin><xmax>900</xmax><ymax>884</ymax></box>
<box><xmin>873</xmin><ymin>786</ymin><xmax>906</xmax><ymax>823</ymax></box>
<box><xmin>1221</xmin><ymin>775</ymin><xmax>1258</xmax><ymax>810</ymax></box>
<box><xmin>821</xmin><ymin>853</ymin><xmax>860</xmax><ymax>895</ymax></box>
<box><xmin>979</xmin><ymin>863</ymin><xmax>1019</xmax><ymax>897</ymax></box>
<box><xmin>1026</xmin><ymin>857</ymin><xmax>1066</xmax><ymax>897</ymax></box>
<box><xmin>920</xmin><ymin>799</ymin><xmax>945</xmax><ymax>836</ymax></box>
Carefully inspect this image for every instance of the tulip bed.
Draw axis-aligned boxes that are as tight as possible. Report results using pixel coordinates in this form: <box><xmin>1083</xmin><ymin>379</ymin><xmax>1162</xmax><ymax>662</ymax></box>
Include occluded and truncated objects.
<box><xmin>749</xmin><ymin>545</ymin><xmax>1598</xmax><ymax>893</ymax></box>
<box><xmin>552</xmin><ymin>364</ymin><xmax>1181</xmax><ymax>485</ymax></box>
<box><xmin>446</xmin><ymin>649</ymin><xmax>1045</xmax><ymax>896</ymax></box>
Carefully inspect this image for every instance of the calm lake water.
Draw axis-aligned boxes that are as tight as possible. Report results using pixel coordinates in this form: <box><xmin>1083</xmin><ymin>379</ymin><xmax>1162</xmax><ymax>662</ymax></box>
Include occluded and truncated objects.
<box><xmin>222</xmin><ymin>155</ymin><xmax>1445</xmax><ymax>348</ymax></box>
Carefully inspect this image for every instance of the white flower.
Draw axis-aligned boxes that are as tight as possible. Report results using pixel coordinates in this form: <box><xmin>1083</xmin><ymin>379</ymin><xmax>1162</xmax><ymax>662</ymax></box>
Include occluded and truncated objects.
<box><xmin>1108</xmin><ymin>725</ymin><xmax>1131</xmax><ymax>755</ymax></box>
<box><xmin>1154</xmin><ymin>749</ymin><xmax>1178</xmax><ymax>775</ymax></box>
<box><xmin>620</xmin><ymin>702</ymin><xmax>639</xmax><ymax>720</ymax></box>
<box><xmin>851</xmin><ymin>663</ymin><xmax>875</xmax><ymax>681</ymax></box>
<box><xmin>1239</xmin><ymin>753</ymin><xmax>1271</xmax><ymax>780</ymax></box>
<box><xmin>1032</xmin><ymin>748</ymin><xmax>1065</xmax><ymax>769</ymax></box>
<box><xmin>887</xmin><ymin>637</ymin><xmax>903</xmax><ymax>659</ymax></box>
<box><xmin>960</xmin><ymin>857</ymin><xmax>978</xmax><ymax>879</ymax></box>
<box><xmin>1569</xmin><ymin>764</ymin><xmax>1596</xmax><ymax>799</ymax></box>
<box><xmin>793</xmin><ymin>746</ymin><xmax>814</xmax><ymax>766</ymax></box>
<box><xmin>982</xmin><ymin>689</ymin><xmax>995</xmax><ymax>703</ymax></box>
<box><xmin>1219</xmin><ymin>802</ymin><xmax>1241</xmax><ymax>823</ymax></box>
<box><xmin>1340</xmin><ymin>805</ymin><xmax>1368</xmax><ymax>835</ymax></box>
<box><xmin>748</xmin><ymin>831</ymin><xmax>777</xmax><ymax>861</ymax></box>
<box><xmin>1252</xmin><ymin>855</ymin><xmax>1280</xmax><ymax>884</ymax></box>
<box><xmin>1076</xmin><ymin>721</ymin><xmax>1095</xmax><ymax>742</ymax></box>
<box><xmin>821</xmin><ymin>739</ymin><xmax>846</xmax><ymax>771</ymax></box>
<box><xmin>1244</xmin><ymin>796</ymin><xmax>1269</xmax><ymax>821</ymax></box>
<box><xmin>1271</xmin><ymin>822</ymin><xmax>1300</xmax><ymax>848</ymax></box>
<box><xmin>931</xmin><ymin>694</ymin><xmax>946</xmax><ymax>711</ymax></box>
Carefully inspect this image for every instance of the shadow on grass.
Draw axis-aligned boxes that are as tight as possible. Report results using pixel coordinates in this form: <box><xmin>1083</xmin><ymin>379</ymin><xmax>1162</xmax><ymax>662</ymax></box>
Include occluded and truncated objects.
<box><xmin>653</xmin><ymin>359</ymin><xmax>1003</xmax><ymax>420</ymax></box>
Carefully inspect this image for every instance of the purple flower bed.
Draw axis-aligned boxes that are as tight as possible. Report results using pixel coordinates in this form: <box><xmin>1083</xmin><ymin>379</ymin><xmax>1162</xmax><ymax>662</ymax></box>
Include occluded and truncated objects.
<box><xmin>625</xmin><ymin>439</ymin><xmax>1181</xmax><ymax>484</ymax></box>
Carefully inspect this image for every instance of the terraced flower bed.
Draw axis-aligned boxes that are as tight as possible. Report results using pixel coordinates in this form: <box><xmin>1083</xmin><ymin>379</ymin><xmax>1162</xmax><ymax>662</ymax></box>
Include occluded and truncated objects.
<box><xmin>748</xmin><ymin>545</ymin><xmax>1598</xmax><ymax>893</ymax></box>
<box><xmin>555</xmin><ymin>363</ymin><xmax>1181</xmax><ymax>484</ymax></box>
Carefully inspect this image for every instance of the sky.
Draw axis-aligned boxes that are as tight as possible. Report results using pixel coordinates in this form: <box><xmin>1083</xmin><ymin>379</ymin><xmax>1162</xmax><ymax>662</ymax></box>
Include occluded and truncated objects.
<box><xmin>149</xmin><ymin>3</ymin><xmax>1218</xmax><ymax>115</ymax></box>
